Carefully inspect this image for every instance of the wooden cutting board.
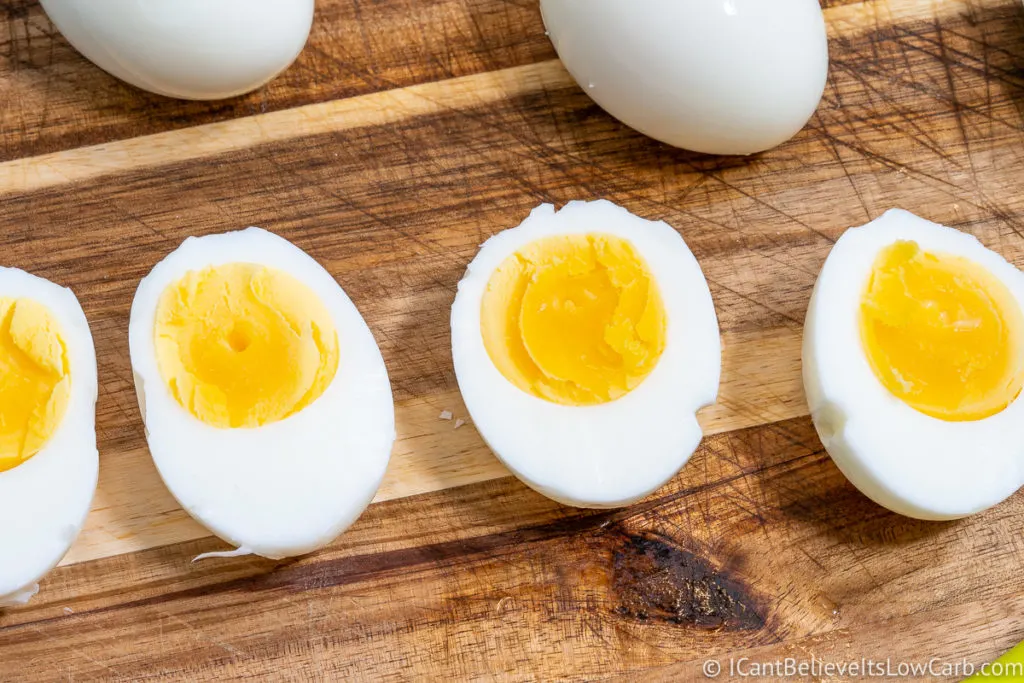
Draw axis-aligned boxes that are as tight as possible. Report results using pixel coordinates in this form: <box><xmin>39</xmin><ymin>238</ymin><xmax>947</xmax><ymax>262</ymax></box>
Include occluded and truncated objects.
<box><xmin>2</xmin><ymin>0</ymin><xmax>1024</xmax><ymax>679</ymax></box>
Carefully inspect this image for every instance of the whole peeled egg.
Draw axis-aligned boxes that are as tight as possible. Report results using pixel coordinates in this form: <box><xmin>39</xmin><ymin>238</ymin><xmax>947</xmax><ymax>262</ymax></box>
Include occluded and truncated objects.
<box><xmin>39</xmin><ymin>0</ymin><xmax>314</xmax><ymax>100</ymax></box>
<box><xmin>540</xmin><ymin>0</ymin><xmax>829</xmax><ymax>155</ymax></box>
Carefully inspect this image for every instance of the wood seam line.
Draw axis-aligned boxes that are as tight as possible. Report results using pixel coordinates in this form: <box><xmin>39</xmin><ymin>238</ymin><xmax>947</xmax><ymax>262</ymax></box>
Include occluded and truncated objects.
<box><xmin>0</xmin><ymin>61</ymin><xmax>573</xmax><ymax>196</ymax></box>
<box><xmin>52</xmin><ymin>408</ymin><xmax>818</xmax><ymax>577</ymax></box>
<box><xmin>0</xmin><ymin>0</ymin><xmax>960</xmax><ymax>196</ymax></box>
<box><xmin>56</xmin><ymin>322</ymin><xmax>807</xmax><ymax>568</ymax></box>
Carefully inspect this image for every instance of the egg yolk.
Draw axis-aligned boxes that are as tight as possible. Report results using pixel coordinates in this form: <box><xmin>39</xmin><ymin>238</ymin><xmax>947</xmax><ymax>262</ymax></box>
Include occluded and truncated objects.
<box><xmin>0</xmin><ymin>298</ymin><xmax>71</xmax><ymax>473</ymax></box>
<box><xmin>860</xmin><ymin>240</ymin><xmax>1024</xmax><ymax>421</ymax></box>
<box><xmin>481</xmin><ymin>233</ymin><xmax>666</xmax><ymax>406</ymax></box>
<box><xmin>154</xmin><ymin>264</ymin><xmax>339</xmax><ymax>428</ymax></box>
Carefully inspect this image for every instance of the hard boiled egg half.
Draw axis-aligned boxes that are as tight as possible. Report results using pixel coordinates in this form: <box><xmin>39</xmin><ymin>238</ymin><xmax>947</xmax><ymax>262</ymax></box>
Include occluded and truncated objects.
<box><xmin>129</xmin><ymin>229</ymin><xmax>394</xmax><ymax>559</ymax></box>
<box><xmin>452</xmin><ymin>201</ymin><xmax>720</xmax><ymax>508</ymax></box>
<box><xmin>0</xmin><ymin>269</ymin><xmax>97</xmax><ymax>606</ymax></box>
<box><xmin>804</xmin><ymin>210</ymin><xmax>1024</xmax><ymax>519</ymax></box>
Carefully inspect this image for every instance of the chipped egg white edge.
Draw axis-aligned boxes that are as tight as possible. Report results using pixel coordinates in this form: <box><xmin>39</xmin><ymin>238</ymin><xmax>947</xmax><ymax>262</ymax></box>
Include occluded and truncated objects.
<box><xmin>129</xmin><ymin>228</ymin><xmax>396</xmax><ymax>559</ymax></box>
<box><xmin>0</xmin><ymin>269</ymin><xmax>98</xmax><ymax>602</ymax></box>
<box><xmin>803</xmin><ymin>209</ymin><xmax>1024</xmax><ymax>520</ymax></box>
<box><xmin>452</xmin><ymin>200</ymin><xmax>721</xmax><ymax>508</ymax></box>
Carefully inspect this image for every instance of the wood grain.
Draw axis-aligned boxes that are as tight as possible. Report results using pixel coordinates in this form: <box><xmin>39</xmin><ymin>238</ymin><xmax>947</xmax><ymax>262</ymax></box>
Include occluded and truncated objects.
<box><xmin>3</xmin><ymin>419</ymin><xmax>1023</xmax><ymax>679</ymax></box>
<box><xmin>0</xmin><ymin>0</ymin><xmax>554</xmax><ymax>160</ymax></box>
<box><xmin>2</xmin><ymin>0</ymin><xmax>1024</xmax><ymax>679</ymax></box>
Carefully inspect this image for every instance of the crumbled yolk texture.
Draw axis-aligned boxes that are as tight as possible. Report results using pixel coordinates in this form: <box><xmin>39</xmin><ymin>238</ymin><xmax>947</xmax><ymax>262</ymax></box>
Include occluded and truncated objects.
<box><xmin>0</xmin><ymin>298</ymin><xmax>71</xmax><ymax>473</ymax></box>
<box><xmin>860</xmin><ymin>240</ymin><xmax>1024</xmax><ymax>421</ymax></box>
<box><xmin>481</xmin><ymin>233</ymin><xmax>666</xmax><ymax>406</ymax></box>
<box><xmin>154</xmin><ymin>264</ymin><xmax>339</xmax><ymax>429</ymax></box>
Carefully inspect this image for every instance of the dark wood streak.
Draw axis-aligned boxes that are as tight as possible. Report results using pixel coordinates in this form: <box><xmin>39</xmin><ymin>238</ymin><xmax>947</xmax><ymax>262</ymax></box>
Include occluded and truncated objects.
<box><xmin>0</xmin><ymin>416</ymin><xmax>1021</xmax><ymax>679</ymax></box>
<box><xmin>612</xmin><ymin>532</ymin><xmax>766</xmax><ymax>630</ymax></box>
<box><xmin>0</xmin><ymin>0</ymin><xmax>555</xmax><ymax>161</ymax></box>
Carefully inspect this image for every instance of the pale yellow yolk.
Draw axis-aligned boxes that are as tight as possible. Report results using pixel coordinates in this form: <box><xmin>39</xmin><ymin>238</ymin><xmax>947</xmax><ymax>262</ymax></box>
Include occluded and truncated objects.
<box><xmin>0</xmin><ymin>298</ymin><xmax>71</xmax><ymax>473</ymax></box>
<box><xmin>860</xmin><ymin>240</ymin><xmax>1024</xmax><ymax>421</ymax></box>
<box><xmin>481</xmin><ymin>233</ymin><xmax>666</xmax><ymax>406</ymax></box>
<box><xmin>154</xmin><ymin>264</ymin><xmax>339</xmax><ymax>429</ymax></box>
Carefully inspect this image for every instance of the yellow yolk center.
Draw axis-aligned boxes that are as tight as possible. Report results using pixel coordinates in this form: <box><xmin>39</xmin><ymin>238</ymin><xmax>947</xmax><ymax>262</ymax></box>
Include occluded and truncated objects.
<box><xmin>860</xmin><ymin>240</ymin><xmax>1024</xmax><ymax>421</ymax></box>
<box><xmin>0</xmin><ymin>298</ymin><xmax>71</xmax><ymax>473</ymax></box>
<box><xmin>481</xmin><ymin>233</ymin><xmax>666</xmax><ymax>406</ymax></box>
<box><xmin>154</xmin><ymin>264</ymin><xmax>339</xmax><ymax>428</ymax></box>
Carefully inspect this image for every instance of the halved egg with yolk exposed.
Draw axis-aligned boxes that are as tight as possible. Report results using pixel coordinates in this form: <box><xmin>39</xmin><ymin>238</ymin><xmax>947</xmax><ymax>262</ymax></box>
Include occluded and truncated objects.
<box><xmin>129</xmin><ymin>228</ymin><xmax>395</xmax><ymax>560</ymax></box>
<box><xmin>0</xmin><ymin>269</ymin><xmax>97</xmax><ymax>607</ymax></box>
<box><xmin>804</xmin><ymin>209</ymin><xmax>1024</xmax><ymax>519</ymax></box>
<box><xmin>451</xmin><ymin>200</ymin><xmax>721</xmax><ymax>508</ymax></box>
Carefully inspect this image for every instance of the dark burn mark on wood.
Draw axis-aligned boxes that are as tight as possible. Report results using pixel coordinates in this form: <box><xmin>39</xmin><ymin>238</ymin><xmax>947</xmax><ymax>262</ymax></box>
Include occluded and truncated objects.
<box><xmin>2</xmin><ymin>419</ymin><xmax>818</xmax><ymax>636</ymax></box>
<box><xmin>4</xmin><ymin>482</ymin><xmax>772</xmax><ymax>635</ymax></box>
<box><xmin>610</xmin><ymin>532</ymin><xmax>764</xmax><ymax>630</ymax></box>
<box><xmin>2</xmin><ymin>4</ymin><xmax>29</xmax><ymax>21</ymax></box>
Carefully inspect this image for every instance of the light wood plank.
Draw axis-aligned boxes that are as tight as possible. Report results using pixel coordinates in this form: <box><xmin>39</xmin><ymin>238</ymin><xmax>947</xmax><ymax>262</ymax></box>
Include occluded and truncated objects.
<box><xmin>62</xmin><ymin>327</ymin><xmax>805</xmax><ymax>566</ymax></box>
<box><xmin>0</xmin><ymin>0</ymin><xmax>977</xmax><ymax>195</ymax></box>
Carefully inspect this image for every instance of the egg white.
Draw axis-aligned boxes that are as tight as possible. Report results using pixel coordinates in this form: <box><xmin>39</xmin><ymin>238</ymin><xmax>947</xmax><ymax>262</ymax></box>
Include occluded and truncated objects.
<box><xmin>804</xmin><ymin>209</ymin><xmax>1024</xmax><ymax>520</ymax></box>
<box><xmin>129</xmin><ymin>228</ymin><xmax>395</xmax><ymax>559</ymax></box>
<box><xmin>451</xmin><ymin>200</ymin><xmax>721</xmax><ymax>508</ymax></box>
<box><xmin>540</xmin><ymin>0</ymin><xmax>829</xmax><ymax>155</ymax></box>
<box><xmin>0</xmin><ymin>269</ymin><xmax>98</xmax><ymax>605</ymax></box>
<box><xmin>40</xmin><ymin>0</ymin><xmax>314</xmax><ymax>100</ymax></box>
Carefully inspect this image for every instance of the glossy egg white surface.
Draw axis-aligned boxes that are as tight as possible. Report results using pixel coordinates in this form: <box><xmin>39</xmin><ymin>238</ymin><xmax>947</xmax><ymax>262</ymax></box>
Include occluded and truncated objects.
<box><xmin>804</xmin><ymin>210</ymin><xmax>1024</xmax><ymax>520</ymax></box>
<box><xmin>129</xmin><ymin>229</ymin><xmax>395</xmax><ymax>559</ymax></box>
<box><xmin>451</xmin><ymin>201</ymin><xmax>721</xmax><ymax>508</ymax></box>
<box><xmin>0</xmin><ymin>270</ymin><xmax>98</xmax><ymax>606</ymax></box>
<box><xmin>541</xmin><ymin>0</ymin><xmax>829</xmax><ymax>155</ymax></box>
<box><xmin>40</xmin><ymin>0</ymin><xmax>314</xmax><ymax>100</ymax></box>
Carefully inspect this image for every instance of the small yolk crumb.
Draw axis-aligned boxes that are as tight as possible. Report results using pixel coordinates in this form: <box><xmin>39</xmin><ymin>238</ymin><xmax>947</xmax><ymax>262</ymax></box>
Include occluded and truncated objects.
<box><xmin>0</xmin><ymin>298</ymin><xmax>71</xmax><ymax>473</ymax></box>
<box><xmin>481</xmin><ymin>233</ymin><xmax>666</xmax><ymax>406</ymax></box>
<box><xmin>860</xmin><ymin>240</ymin><xmax>1024</xmax><ymax>421</ymax></box>
<box><xmin>154</xmin><ymin>264</ymin><xmax>339</xmax><ymax>428</ymax></box>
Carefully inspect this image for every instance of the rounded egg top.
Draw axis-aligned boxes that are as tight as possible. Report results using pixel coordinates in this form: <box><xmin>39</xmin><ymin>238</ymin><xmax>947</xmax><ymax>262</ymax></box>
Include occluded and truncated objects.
<box><xmin>40</xmin><ymin>0</ymin><xmax>314</xmax><ymax>100</ymax></box>
<box><xmin>540</xmin><ymin>0</ymin><xmax>829</xmax><ymax>155</ymax></box>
